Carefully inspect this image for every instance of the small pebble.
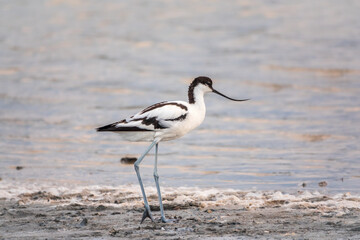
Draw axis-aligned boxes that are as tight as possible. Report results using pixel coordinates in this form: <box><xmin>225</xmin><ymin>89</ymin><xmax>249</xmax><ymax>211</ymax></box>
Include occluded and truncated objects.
<box><xmin>79</xmin><ymin>218</ymin><xmax>88</xmax><ymax>226</ymax></box>
<box><xmin>318</xmin><ymin>181</ymin><xmax>328</xmax><ymax>187</ymax></box>
<box><xmin>111</xmin><ymin>212</ymin><xmax>121</xmax><ymax>215</ymax></box>
<box><xmin>96</xmin><ymin>205</ymin><xmax>106</xmax><ymax>211</ymax></box>
<box><xmin>109</xmin><ymin>228</ymin><xmax>118</xmax><ymax>236</ymax></box>
<box><xmin>120</xmin><ymin>157</ymin><xmax>137</xmax><ymax>164</ymax></box>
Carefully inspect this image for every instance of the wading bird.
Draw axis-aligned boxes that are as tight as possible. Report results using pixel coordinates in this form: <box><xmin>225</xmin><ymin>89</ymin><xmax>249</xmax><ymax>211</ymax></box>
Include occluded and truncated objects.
<box><xmin>97</xmin><ymin>76</ymin><xmax>249</xmax><ymax>223</ymax></box>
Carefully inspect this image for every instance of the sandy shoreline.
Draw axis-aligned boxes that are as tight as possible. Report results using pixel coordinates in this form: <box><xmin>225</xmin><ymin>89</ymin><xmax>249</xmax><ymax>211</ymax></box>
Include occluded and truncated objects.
<box><xmin>1</xmin><ymin>187</ymin><xmax>359</xmax><ymax>239</ymax></box>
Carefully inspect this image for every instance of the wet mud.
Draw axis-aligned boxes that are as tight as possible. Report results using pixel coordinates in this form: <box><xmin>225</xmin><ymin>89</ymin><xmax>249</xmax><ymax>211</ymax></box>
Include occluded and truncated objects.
<box><xmin>1</xmin><ymin>188</ymin><xmax>359</xmax><ymax>239</ymax></box>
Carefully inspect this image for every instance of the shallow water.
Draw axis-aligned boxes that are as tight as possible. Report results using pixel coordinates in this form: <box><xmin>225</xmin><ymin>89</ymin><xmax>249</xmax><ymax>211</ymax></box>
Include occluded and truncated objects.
<box><xmin>1</xmin><ymin>0</ymin><xmax>360</xmax><ymax>196</ymax></box>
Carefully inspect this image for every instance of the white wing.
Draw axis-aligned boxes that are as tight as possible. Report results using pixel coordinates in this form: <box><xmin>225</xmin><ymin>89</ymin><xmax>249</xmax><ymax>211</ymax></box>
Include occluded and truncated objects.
<box><xmin>97</xmin><ymin>101</ymin><xmax>189</xmax><ymax>132</ymax></box>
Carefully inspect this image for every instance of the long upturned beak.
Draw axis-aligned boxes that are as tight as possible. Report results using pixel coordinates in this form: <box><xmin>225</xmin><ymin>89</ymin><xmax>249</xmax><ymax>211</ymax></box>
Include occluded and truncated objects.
<box><xmin>212</xmin><ymin>89</ymin><xmax>250</xmax><ymax>102</ymax></box>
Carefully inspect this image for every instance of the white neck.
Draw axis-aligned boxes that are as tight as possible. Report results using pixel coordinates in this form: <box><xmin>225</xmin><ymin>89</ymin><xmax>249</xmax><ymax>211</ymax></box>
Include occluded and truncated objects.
<box><xmin>186</xmin><ymin>86</ymin><xmax>207</xmax><ymax>132</ymax></box>
<box><xmin>192</xmin><ymin>87</ymin><xmax>206</xmax><ymax>107</ymax></box>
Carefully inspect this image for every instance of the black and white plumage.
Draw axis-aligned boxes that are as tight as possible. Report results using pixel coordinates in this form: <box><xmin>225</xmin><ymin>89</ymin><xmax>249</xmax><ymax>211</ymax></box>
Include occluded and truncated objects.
<box><xmin>97</xmin><ymin>76</ymin><xmax>249</xmax><ymax>223</ymax></box>
<box><xmin>97</xmin><ymin>101</ymin><xmax>190</xmax><ymax>141</ymax></box>
<box><xmin>97</xmin><ymin>77</ymin><xmax>248</xmax><ymax>142</ymax></box>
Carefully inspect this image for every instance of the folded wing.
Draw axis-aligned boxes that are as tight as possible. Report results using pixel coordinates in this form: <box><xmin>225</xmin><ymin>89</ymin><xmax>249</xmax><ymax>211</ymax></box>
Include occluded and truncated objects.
<box><xmin>97</xmin><ymin>101</ymin><xmax>188</xmax><ymax>132</ymax></box>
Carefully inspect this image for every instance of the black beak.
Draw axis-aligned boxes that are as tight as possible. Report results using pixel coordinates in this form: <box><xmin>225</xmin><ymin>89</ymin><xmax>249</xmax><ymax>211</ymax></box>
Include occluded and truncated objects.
<box><xmin>212</xmin><ymin>89</ymin><xmax>250</xmax><ymax>102</ymax></box>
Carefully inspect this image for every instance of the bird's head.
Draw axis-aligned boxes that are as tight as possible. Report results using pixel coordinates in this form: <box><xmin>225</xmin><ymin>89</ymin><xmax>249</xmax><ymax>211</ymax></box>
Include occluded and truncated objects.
<box><xmin>188</xmin><ymin>76</ymin><xmax>249</xmax><ymax>103</ymax></box>
<box><xmin>190</xmin><ymin>76</ymin><xmax>213</xmax><ymax>93</ymax></box>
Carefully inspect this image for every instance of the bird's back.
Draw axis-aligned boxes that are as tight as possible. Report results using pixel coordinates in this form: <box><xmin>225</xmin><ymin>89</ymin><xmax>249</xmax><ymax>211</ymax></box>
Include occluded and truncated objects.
<box><xmin>97</xmin><ymin>100</ymin><xmax>192</xmax><ymax>142</ymax></box>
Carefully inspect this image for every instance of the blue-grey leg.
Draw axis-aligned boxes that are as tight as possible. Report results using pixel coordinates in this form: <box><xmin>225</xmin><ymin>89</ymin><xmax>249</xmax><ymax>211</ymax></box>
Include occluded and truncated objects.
<box><xmin>153</xmin><ymin>143</ymin><xmax>175</xmax><ymax>223</ymax></box>
<box><xmin>134</xmin><ymin>140</ymin><xmax>158</xmax><ymax>223</ymax></box>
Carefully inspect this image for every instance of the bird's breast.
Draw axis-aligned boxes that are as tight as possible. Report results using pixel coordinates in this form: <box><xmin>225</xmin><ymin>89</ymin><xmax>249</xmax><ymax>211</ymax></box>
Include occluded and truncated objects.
<box><xmin>182</xmin><ymin>104</ymin><xmax>206</xmax><ymax>132</ymax></box>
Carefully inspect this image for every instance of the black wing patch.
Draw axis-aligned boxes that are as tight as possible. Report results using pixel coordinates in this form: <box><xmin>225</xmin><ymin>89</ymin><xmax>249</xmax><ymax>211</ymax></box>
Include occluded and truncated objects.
<box><xmin>141</xmin><ymin>102</ymin><xmax>188</xmax><ymax>114</ymax></box>
<box><xmin>96</xmin><ymin>120</ymin><xmax>152</xmax><ymax>132</ymax></box>
<box><xmin>164</xmin><ymin>114</ymin><xmax>187</xmax><ymax>121</ymax></box>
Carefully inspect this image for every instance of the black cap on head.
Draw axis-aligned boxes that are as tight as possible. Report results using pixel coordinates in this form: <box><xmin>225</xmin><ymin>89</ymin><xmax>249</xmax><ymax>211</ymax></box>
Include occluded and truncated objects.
<box><xmin>192</xmin><ymin>76</ymin><xmax>213</xmax><ymax>88</ymax></box>
<box><xmin>188</xmin><ymin>76</ymin><xmax>213</xmax><ymax>103</ymax></box>
<box><xmin>188</xmin><ymin>76</ymin><xmax>250</xmax><ymax>103</ymax></box>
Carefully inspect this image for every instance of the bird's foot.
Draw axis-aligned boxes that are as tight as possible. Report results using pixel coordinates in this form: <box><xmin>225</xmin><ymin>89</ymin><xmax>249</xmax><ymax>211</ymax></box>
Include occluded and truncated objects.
<box><xmin>140</xmin><ymin>207</ymin><xmax>155</xmax><ymax>224</ymax></box>
<box><xmin>161</xmin><ymin>216</ymin><xmax>177</xmax><ymax>223</ymax></box>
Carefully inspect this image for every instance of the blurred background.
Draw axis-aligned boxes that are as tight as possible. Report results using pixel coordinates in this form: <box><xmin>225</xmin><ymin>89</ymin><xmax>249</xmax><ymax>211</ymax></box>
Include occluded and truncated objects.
<box><xmin>1</xmin><ymin>0</ymin><xmax>359</xmax><ymax>194</ymax></box>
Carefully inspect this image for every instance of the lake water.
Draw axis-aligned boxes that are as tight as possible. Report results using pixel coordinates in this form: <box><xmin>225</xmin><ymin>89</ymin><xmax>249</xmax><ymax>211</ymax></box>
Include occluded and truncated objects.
<box><xmin>1</xmin><ymin>0</ymin><xmax>360</xmax><ymax>198</ymax></box>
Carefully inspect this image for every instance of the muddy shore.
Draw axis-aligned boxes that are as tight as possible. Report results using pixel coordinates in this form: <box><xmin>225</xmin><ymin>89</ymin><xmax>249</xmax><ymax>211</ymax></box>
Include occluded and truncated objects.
<box><xmin>1</xmin><ymin>188</ymin><xmax>359</xmax><ymax>239</ymax></box>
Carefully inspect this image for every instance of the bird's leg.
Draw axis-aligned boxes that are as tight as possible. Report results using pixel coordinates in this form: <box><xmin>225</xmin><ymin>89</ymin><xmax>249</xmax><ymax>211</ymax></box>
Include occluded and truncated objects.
<box><xmin>153</xmin><ymin>143</ymin><xmax>175</xmax><ymax>223</ymax></box>
<box><xmin>134</xmin><ymin>140</ymin><xmax>157</xmax><ymax>224</ymax></box>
